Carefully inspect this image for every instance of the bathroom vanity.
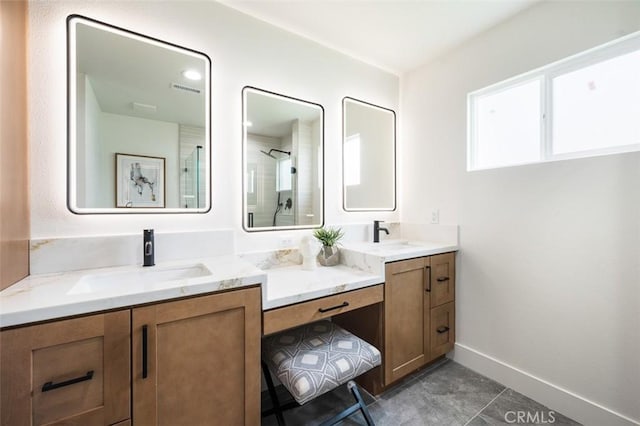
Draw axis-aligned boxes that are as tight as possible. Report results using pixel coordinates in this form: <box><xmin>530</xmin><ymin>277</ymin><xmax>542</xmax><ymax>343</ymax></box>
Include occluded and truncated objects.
<box><xmin>0</xmin><ymin>239</ymin><xmax>456</xmax><ymax>425</ymax></box>
<box><xmin>0</xmin><ymin>256</ymin><xmax>265</xmax><ymax>426</ymax></box>
<box><xmin>1</xmin><ymin>288</ymin><xmax>261</xmax><ymax>426</ymax></box>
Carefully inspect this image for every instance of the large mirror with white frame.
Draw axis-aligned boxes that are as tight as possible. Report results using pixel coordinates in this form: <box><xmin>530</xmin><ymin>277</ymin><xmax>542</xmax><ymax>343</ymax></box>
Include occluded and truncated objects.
<box><xmin>343</xmin><ymin>97</ymin><xmax>396</xmax><ymax>211</ymax></box>
<box><xmin>67</xmin><ymin>15</ymin><xmax>211</xmax><ymax>213</ymax></box>
<box><xmin>243</xmin><ymin>87</ymin><xmax>324</xmax><ymax>231</ymax></box>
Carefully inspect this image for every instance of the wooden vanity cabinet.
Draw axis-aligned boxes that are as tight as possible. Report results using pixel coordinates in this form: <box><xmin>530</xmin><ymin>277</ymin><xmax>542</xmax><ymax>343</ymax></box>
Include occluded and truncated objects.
<box><xmin>430</xmin><ymin>252</ymin><xmax>455</xmax><ymax>308</ymax></box>
<box><xmin>0</xmin><ymin>310</ymin><xmax>131</xmax><ymax>426</ymax></box>
<box><xmin>384</xmin><ymin>257</ymin><xmax>431</xmax><ymax>385</ymax></box>
<box><xmin>383</xmin><ymin>251</ymin><xmax>456</xmax><ymax>386</ymax></box>
<box><xmin>132</xmin><ymin>286</ymin><xmax>261</xmax><ymax>426</ymax></box>
<box><xmin>1</xmin><ymin>286</ymin><xmax>261</xmax><ymax>426</ymax></box>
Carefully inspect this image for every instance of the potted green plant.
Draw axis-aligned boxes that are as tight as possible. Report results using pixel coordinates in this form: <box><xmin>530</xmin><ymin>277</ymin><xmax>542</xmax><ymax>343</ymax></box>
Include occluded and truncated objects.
<box><xmin>313</xmin><ymin>226</ymin><xmax>344</xmax><ymax>266</ymax></box>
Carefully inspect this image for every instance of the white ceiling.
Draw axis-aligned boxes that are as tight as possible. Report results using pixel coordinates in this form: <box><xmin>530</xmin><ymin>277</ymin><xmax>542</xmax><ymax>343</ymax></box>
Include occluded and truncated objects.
<box><xmin>246</xmin><ymin>89</ymin><xmax>322</xmax><ymax>138</ymax></box>
<box><xmin>220</xmin><ymin>0</ymin><xmax>540</xmax><ymax>74</ymax></box>
<box><xmin>76</xmin><ymin>20</ymin><xmax>207</xmax><ymax>127</ymax></box>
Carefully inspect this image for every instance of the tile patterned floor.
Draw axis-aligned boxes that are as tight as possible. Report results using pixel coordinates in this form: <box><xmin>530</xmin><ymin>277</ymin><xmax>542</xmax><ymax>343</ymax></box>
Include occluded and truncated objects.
<box><xmin>261</xmin><ymin>359</ymin><xmax>582</xmax><ymax>426</ymax></box>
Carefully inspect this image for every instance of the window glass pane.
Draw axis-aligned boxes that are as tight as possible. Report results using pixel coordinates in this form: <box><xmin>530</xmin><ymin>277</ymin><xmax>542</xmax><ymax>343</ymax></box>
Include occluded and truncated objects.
<box><xmin>553</xmin><ymin>50</ymin><xmax>640</xmax><ymax>155</ymax></box>
<box><xmin>473</xmin><ymin>79</ymin><xmax>541</xmax><ymax>169</ymax></box>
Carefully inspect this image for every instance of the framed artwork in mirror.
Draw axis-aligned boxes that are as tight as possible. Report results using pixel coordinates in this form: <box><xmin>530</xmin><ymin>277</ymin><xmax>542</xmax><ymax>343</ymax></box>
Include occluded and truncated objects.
<box><xmin>116</xmin><ymin>153</ymin><xmax>165</xmax><ymax>208</ymax></box>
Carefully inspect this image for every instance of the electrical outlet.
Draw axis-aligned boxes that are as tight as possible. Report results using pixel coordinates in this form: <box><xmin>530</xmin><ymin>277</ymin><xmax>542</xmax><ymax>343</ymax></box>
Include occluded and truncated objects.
<box><xmin>430</xmin><ymin>209</ymin><xmax>440</xmax><ymax>224</ymax></box>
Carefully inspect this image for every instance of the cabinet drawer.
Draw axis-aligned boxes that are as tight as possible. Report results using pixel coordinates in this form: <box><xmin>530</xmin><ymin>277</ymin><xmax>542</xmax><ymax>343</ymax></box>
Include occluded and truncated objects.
<box><xmin>430</xmin><ymin>252</ymin><xmax>455</xmax><ymax>307</ymax></box>
<box><xmin>263</xmin><ymin>285</ymin><xmax>384</xmax><ymax>335</ymax></box>
<box><xmin>1</xmin><ymin>311</ymin><xmax>130</xmax><ymax>426</ymax></box>
<box><xmin>430</xmin><ymin>301</ymin><xmax>455</xmax><ymax>359</ymax></box>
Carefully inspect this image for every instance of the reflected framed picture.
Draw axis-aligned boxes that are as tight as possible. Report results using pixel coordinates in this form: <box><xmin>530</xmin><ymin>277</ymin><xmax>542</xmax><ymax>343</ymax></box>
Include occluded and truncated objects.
<box><xmin>116</xmin><ymin>153</ymin><xmax>165</xmax><ymax>208</ymax></box>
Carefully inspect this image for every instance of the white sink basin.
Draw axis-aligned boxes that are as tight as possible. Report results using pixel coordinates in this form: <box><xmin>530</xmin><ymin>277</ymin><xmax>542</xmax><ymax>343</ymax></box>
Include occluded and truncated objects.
<box><xmin>375</xmin><ymin>241</ymin><xmax>422</xmax><ymax>250</ymax></box>
<box><xmin>68</xmin><ymin>263</ymin><xmax>212</xmax><ymax>295</ymax></box>
<box><xmin>357</xmin><ymin>240</ymin><xmax>424</xmax><ymax>251</ymax></box>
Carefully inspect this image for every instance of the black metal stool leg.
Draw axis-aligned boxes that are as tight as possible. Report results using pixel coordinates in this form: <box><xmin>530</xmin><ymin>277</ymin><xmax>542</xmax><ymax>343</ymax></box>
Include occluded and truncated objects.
<box><xmin>348</xmin><ymin>381</ymin><xmax>375</xmax><ymax>426</ymax></box>
<box><xmin>262</xmin><ymin>361</ymin><xmax>286</xmax><ymax>426</ymax></box>
<box><xmin>317</xmin><ymin>381</ymin><xmax>376</xmax><ymax>426</ymax></box>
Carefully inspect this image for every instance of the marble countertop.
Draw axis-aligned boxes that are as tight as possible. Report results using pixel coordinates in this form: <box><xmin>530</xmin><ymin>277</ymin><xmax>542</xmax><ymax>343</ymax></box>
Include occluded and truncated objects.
<box><xmin>259</xmin><ymin>239</ymin><xmax>457</xmax><ymax>310</ymax></box>
<box><xmin>0</xmin><ymin>256</ymin><xmax>266</xmax><ymax>328</ymax></box>
<box><xmin>262</xmin><ymin>264</ymin><xmax>384</xmax><ymax>310</ymax></box>
<box><xmin>342</xmin><ymin>240</ymin><xmax>459</xmax><ymax>263</ymax></box>
<box><xmin>0</xmin><ymin>240</ymin><xmax>458</xmax><ymax>328</ymax></box>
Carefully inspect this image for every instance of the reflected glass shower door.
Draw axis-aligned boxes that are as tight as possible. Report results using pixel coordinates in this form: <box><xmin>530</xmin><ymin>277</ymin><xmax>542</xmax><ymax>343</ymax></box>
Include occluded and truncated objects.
<box><xmin>181</xmin><ymin>146</ymin><xmax>204</xmax><ymax>208</ymax></box>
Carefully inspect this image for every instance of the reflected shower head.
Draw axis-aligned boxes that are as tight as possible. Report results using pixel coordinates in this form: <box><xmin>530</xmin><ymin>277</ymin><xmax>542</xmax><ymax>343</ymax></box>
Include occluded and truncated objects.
<box><xmin>260</xmin><ymin>148</ymin><xmax>290</xmax><ymax>159</ymax></box>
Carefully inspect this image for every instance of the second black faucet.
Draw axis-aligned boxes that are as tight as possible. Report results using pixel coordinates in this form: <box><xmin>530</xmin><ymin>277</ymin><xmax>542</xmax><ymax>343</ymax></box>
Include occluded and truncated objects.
<box><xmin>373</xmin><ymin>220</ymin><xmax>389</xmax><ymax>243</ymax></box>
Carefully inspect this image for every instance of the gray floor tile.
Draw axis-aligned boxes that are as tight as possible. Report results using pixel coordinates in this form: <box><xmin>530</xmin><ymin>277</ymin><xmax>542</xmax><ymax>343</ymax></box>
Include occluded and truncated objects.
<box><xmin>261</xmin><ymin>361</ymin><xmax>580</xmax><ymax>426</ymax></box>
<box><xmin>467</xmin><ymin>388</ymin><xmax>581</xmax><ymax>426</ymax></box>
<box><xmin>371</xmin><ymin>361</ymin><xmax>505</xmax><ymax>425</ymax></box>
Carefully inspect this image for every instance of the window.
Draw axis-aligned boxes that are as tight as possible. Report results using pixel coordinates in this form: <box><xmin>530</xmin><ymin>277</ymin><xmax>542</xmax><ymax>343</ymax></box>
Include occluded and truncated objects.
<box><xmin>468</xmin><ymin>32</ymin><xmax>640</xmax><ymax>171</ymax></box>
<box><xmin>472</xmin><ymin>78</ymin><xmax>542</xmax><ymax>169</ymax></box>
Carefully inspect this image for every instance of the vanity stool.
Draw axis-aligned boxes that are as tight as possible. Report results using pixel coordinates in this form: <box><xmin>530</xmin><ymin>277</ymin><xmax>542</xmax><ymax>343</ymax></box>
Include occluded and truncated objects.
<box><xmin>261</xmin><ymin>320</ymin><xmax>381</xmax><ymax>426</ymax></box>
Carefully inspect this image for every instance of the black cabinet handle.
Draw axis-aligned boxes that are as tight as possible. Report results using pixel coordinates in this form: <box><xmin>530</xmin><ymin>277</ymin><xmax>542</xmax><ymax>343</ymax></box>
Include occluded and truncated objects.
<box><xmin>437</xmin><ymin>276</ymin><xmax>449</xmax><ymax>282</ymax></box>
<box><xmin>318</xmin><ymin>302</ymin><xmax>349</xmax><ymax>313</ymax></box>
<box><xmin>142</xmin><ymin>325</ymin><xmax>148</xmax><ymax>379</ymax></box>
<box><xmin>425</xmin><ymin>266</ymin><xmax>431</xmax><ymax>292</ymax></box>
<box><xmin>42</xmin><ymin>370</ymin><xmax>94</xmax><ymax>392</ymax></box>
<box><xmin>436</xmin><ymin>326</ymin><xmax>450</xmax><ymax>334</ymax></box>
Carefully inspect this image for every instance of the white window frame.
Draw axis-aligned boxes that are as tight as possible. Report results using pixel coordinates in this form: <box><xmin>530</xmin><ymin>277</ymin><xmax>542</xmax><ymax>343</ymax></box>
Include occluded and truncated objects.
<box><xmin>468</xmin><ymin>30</ymin><xmax>640</xmax><ymax>171</ymax></box>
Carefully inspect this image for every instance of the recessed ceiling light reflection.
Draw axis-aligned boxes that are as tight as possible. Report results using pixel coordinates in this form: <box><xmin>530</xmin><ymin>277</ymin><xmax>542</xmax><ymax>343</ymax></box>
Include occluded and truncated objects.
<box><xmin>182</xmin><ymin>69</ymin><xmax>202</xmax><ymax>81</ymax></box>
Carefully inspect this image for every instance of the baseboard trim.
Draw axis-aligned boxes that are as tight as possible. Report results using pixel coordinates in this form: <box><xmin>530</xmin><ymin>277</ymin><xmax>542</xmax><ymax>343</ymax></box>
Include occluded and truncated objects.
<box><xmin>450</xmin><ymin>343</ymin><xmax>639</xmax><ymax>426</ymax></box>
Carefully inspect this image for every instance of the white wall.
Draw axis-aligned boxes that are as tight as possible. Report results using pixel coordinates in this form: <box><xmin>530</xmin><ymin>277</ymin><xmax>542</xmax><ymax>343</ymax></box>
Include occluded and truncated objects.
<box><xmin>401</xmin><ymin>2</ymin><xmax>640</xmax><ymax>424</ymax></box>
<box><xmin>76</xmin><ymin>73</ymin><xmax>97</xmax><ymax>207</ymax></box>
<box><xmin>28</xmin><ymin>1</ymin><xmax>399</xmax><ymax>249</ymax></box>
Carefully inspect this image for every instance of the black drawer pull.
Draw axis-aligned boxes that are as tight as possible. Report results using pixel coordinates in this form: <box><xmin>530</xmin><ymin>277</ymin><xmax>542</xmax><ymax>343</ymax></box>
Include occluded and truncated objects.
<box><xmin>436</xmin><ymin>326</ymin><xmax>450</xmax><ymax>334</ymax></box>
<box><xmin>437</xmin><ymin>277</ymin><xmax>449</xmax><ymax>282</ymax></box>
<box><xmin>142</xmin><ymin>325</ymin><xmax>148</xmax><ymax>379</ymax></box>
<box><xmin>42</xmin><ymin>370</ymin><xmax>94</xmax><ymax>392</ymax></box>
<box><xmin>318</xmin><ymin>302</ymin><xmax>349</xmax><ymax>313</ymax></box>
<box><xmin>425</xmin><ymin>266</ymin><xmax>431</xmax><ymax>292</ymax></box>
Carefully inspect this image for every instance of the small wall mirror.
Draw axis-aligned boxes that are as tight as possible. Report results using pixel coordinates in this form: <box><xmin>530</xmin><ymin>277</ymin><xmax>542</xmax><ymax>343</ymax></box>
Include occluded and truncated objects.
<box><xmin>243</xmin><ymin>87</ymin><xmax>324</xmax><ymax>231</ymax></box>
<box><xmin>343</xmin><ymin>97</ymin><xmax>396</xmax><ymax>211</ymax></box>
<box><xmin>67</xmin><ymin>15</ymin><xmax>211</xmax><ymax>213</ymax></box>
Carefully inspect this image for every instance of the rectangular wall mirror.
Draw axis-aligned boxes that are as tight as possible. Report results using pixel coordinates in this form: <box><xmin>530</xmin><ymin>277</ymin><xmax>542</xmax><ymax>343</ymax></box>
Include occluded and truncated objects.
<box><xmin>67</xmin><ymin>15</ymin><xmax>211</xmax><ymax>213</ymax></box>
<box><xmin>343</xmin><ymin>97</ymin><xmax>396</xmax><ymax>211</ymax></box>
<box><xmin>243</xmin><ymin>87</ymin><xmax>324</xmax><ymax>231</ymax></box>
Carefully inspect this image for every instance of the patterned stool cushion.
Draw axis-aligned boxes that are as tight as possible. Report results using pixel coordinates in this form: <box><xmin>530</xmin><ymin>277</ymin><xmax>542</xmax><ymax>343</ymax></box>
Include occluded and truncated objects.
<box><xmin>262</xmin><ymin>320</ymin><xmax>381</xmax><ymax>405</ymax></box>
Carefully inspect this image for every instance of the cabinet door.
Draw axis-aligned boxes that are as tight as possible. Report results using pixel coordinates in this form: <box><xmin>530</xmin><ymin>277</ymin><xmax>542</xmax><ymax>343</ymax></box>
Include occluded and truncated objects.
<box><xmin>132</xmin><ymin>287</ymin><xmax>261</xmax><ymax>426</ymax></box>
<box><xmin>430</xmin><ymin>252</ymin><xmax>455</xmax><ymax>308</ymax></box>
<box><xmin>0</xmin><ymin>311</ymin><xmax>130</xmax><ymax>426</ymax></box>
<box><xmin>384</xmin><ymin>257</ymin><xmax>430</xmax><ymax>385</ymax></box>
<box><xmin>430</xmin><ymin>301</ymin><xmax>455</xmax><ymax>359</ymax></box>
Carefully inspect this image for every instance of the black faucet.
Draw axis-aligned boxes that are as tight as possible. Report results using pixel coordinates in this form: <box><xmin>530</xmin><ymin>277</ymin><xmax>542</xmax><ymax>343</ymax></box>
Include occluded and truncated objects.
<box><xmin>143</xmin><ymin>229</ymin><xmax>155</xmax><ymax>267</ymax></box>
<box><xmin>373</xmin><ymin>220</ymin><xmax>390</xmax><ymax>243</ymax></box>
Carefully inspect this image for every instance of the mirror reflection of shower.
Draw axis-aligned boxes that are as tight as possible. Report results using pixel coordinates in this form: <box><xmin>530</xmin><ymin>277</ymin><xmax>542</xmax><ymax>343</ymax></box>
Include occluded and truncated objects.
<box><xmin>259</xmin><ymin>149</ymin><xmax>297</xmax><ymax>226</ymax></box>
<box><xmin>243</xmin><ymin>87</ymin><xmax>323</xmax><ymax>231</ymax></box>
<box><xmin>260</xmin><ymin>148</ymin><xmax>290</xmax><ymax>159</ymax></box>
<box><xmin>179</xmin><ymin>125</ymin><xmax>206</xmax><ymax>209</ymax></box>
